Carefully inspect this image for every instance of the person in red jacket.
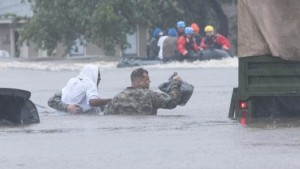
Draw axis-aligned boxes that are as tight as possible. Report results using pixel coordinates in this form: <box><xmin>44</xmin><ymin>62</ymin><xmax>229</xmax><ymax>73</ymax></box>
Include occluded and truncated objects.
<box><xmin>200</xmin><ymin>25</ymin><xmax>231</xmax><ymax>51</ymax></box>
<box><xmin>191</xmin><ymin>23</ymin><xmax>202</xmax><ymax>46</ymax></box>
<box><xmin>176</xmin><ymin>21</ymin><xmax>186</xmax><ymax>37</ymax></box>
<box><xmin>177</xmin><ymin>27</ymin><xmax>200</xmax><ymax>61</ymax></box>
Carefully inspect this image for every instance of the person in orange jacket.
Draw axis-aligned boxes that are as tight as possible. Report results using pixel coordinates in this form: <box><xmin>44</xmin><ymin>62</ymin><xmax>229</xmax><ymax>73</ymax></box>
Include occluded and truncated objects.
<box><xmin>200</xmin><ymin>25</ymin><xmax>231</xmax><ymax>51</ymax></box>
<box><xmin>177</xmin><ymin>27</ymin><xmax>200</xmax><ymax>61</ymax></box>
<box><xmin>191</xmin><ymin>23</ymin><xmax>202</xmax><ymax>46</ymax></box>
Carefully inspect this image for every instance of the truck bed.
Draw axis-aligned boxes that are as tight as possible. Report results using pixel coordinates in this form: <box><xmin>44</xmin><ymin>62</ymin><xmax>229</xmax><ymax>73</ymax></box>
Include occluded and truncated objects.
<box><xmin>238</xmin><ymin>55</ymin><xmax>300</xmax><ymax>100</ymax></box>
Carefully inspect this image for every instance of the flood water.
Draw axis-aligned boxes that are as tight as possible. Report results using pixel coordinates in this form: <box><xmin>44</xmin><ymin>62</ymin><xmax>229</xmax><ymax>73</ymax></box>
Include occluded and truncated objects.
<box><xmin>0</xmin><ymin>59</ymin><xmax>300</xmax><ymax>169</ymax></box>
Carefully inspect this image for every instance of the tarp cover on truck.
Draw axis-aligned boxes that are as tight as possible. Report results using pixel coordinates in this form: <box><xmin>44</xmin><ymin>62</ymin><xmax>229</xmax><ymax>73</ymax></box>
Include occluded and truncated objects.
<box><xmin>238</xmin><ymin>0</ymin><xmax>300</xmax><ymax>60</ymax></box>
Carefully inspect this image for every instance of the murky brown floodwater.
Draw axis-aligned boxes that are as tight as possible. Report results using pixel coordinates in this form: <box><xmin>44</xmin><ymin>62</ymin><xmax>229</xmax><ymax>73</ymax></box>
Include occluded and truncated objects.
<box><xmin>0</xmin><ymin>67</ymin><xmax>300</xmax><ymax>169</ymax></box>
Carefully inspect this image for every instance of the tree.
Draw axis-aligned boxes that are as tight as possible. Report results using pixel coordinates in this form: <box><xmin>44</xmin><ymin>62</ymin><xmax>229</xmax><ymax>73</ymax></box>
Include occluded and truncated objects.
<box><xmin>22</xmin><ymin>0</ymin><xmax>132</xmax><ymax>56</ymax></box>
<box><xmin>22</xmin><ymin>0</ymin><xmax>236</xmax><ymax>56</ymax></box>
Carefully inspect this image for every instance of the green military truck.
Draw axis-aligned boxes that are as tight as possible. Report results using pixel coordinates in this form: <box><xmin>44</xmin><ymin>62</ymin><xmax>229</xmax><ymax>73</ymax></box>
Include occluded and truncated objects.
<box><xmin>228</xmin><ymin>0</ymin><xmax>300</xmax><ymax>119</ymax></box>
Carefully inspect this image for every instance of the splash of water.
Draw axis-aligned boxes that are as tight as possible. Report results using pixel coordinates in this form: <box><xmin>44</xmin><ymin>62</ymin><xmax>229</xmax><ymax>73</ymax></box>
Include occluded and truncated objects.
<box><xmin>0</xmin><ymin>57</ymin><xmax>238</xmax><ymax>71</ymax></box>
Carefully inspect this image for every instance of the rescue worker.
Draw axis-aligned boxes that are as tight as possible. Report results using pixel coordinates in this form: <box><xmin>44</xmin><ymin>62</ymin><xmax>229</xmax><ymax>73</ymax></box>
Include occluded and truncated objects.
<box><xmin>104</xmin><ymin>68</ymin><xmax>182</xmax><ymax>115</ymax></box>
<box><xmin>191</xmin><ymin>23</ymin><xmax>201</xmax><ymax>46</ymax></box>
<box><xmin>147</xmin><ymin>27</ymin><xmax>163</xmax><ymax>60</ymax></box>
<box><xmin>157</xmin><ymin>31</ymin><xmax>169</xmax><ymax>60</ymax></box>
<box><xmin>176</xmin><ymin>21</ymin><xmax>186</xmax><ymax>37</ymax></box>
<box><xmin>163</xmin><ymin>28</ymin><xmax>178</xmax><ymax>62</ymax></box>
<box><xmin>177</xmin><ymin>27</ymin><xmax>201</xmax><ymax>61</ymax></box>
<box><xmin>200</xmin><ymin>25</ymin><xmax>231</xmax><ymax>51</ymax></box>
<box><xmin>48</xmin><ymin>65</ymin><xmax>111</xmax><ymax>113</ymax></box>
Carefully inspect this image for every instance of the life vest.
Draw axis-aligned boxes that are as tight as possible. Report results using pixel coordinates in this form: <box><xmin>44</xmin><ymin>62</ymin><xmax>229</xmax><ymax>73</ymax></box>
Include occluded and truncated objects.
<box><xmin>185</xmin><ymin>37</ymin><xmax>195</xmax><ymax>51</ymax></box>
<box><xmin>203</xmin><ymin>35</ymin><xmax>222</xmax><ymax>49</ymax></box>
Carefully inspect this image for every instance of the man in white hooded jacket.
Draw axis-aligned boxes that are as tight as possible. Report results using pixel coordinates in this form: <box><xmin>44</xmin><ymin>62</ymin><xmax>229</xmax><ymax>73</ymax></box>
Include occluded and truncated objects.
<box><xmin>48</xmin><ymin>65</ymin><xmax>111</xmax><ymax>113</ymax></box>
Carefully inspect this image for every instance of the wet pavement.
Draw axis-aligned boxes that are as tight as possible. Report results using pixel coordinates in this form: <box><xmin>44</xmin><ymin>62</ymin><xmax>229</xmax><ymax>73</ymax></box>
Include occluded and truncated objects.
<box><xmin>0</xmin><ymin>67</ymin><xmax>300</xmax><ymax>169</ymax></box>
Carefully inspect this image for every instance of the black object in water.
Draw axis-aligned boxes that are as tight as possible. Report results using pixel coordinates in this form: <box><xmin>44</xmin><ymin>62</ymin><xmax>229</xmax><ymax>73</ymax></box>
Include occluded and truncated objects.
<box><xmin>0</xmin><ymin>88</ymin><xmax>40</xmax><ymax>125</ymax></box>
<box><xmin>159</xmin><ymin>72</ymin><xmax>194</xmax><ymax>106</ymax></box>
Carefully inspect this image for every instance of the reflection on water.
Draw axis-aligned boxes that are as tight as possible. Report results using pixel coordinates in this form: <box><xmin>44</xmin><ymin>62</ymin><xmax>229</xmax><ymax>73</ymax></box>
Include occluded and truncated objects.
<box><xmin>3</xmin><ymin>113</ymin><xmax>300</xmax><ymax>135</ymax></box>
<box><xmin>250</xmin><ymin>142</ymin><xmax>300</xmax><ymax>147</ymax></box>
<box><xmin>0</xmin><ymin>129</ymin><xmax>75</xmax><ymax>134</ymax></box>
<box><xmin>0</xmin><ymin>114</ymin><xmax>238</xmax><ymax>136</ymax></box>
<box><xmin>241</xmin><ymin>117</ymin><xmax>300</xmax><ymax>129</ymax></box>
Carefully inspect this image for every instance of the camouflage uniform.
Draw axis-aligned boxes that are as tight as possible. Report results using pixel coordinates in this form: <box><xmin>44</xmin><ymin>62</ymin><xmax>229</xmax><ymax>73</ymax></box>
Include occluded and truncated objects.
<box><xmin>104</xmin><ymin>79</ymin><xmax>182</xmax><ymax>115</ymax></box>
<box><xmin>48</xmin><ymin>91</ymin><xmax>69</xmax><ymax>112</ymax></box>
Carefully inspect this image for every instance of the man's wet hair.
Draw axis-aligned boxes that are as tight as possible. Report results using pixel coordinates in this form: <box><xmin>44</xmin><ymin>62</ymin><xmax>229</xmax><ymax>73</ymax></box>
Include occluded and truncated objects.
<box><xmin>131</xmin><ymin>68</ymin><xmax>148</xmax><ymax>82</ymax></box>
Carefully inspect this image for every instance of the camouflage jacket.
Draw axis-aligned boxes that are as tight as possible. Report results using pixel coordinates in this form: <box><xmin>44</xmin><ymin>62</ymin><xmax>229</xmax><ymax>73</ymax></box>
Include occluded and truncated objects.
<box><xmin>48</xmin><ymin>91</ymin><xmax>69</xmax><ymax>112</ymax></box>
<box><xmin>104</xmin><ymin>79</ymin><xmax>182</xmax><ymax>115</ymax></box>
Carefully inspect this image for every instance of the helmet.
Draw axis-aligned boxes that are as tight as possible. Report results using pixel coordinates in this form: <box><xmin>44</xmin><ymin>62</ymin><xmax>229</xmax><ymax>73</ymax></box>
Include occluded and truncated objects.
<box><xmin>168</xmin><ymin>28</ymin><xmax>178</xmax><ymax>37</ymax></box>
<box><xmin>152</xmin><ymin>27</ymin><xmax>162</xmax><ymax>38</ymax></box>
<box><xmin>177</xmin><ymin>21</ymin><xmax>186</xmax><ymax>28</ymax></box>
<box><xmin>184</xmin><ymin>27</ymin><xmax>194</xmax><ymax>35</ymax></box>
<box><xmin>204</xmin><ymin>25</ymin><xmax>214</xmax><ymax>32</ymax></box>
<box><xmin>191</xmin><ymin>23</ymin><xmax>200</xmax><ymax>33</ymax></box>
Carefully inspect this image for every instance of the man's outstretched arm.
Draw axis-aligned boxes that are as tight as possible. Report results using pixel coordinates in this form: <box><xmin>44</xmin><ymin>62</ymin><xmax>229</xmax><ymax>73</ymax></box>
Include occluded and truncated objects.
<box><xmin>48</xmin><ymin>91</ymin><xmax>82</xmax><ymax>113</ymax></box>
<box><xmin>153</xmin><ymin>78</ymin><xmax>182</xmax><ymax>109</ymax></box>
<box><xmin>89</xmin><ymin>98</ymin><xmax>112</xmax><ymax>107</ymax></box>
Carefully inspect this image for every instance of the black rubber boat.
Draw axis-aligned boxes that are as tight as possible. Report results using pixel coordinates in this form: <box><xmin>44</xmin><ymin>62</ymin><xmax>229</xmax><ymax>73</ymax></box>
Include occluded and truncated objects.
<box><xmin>117</xmin><ymin>49</ymin><xmax>231</xmax><ymax>68</ymax></box>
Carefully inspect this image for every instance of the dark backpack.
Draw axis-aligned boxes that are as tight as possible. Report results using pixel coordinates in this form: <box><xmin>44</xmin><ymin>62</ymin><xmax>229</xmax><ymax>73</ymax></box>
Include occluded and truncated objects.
<box><xmin>158</xmin><ymin>73</ymin><xmax>194</xmax><ymax>106</ymax></box>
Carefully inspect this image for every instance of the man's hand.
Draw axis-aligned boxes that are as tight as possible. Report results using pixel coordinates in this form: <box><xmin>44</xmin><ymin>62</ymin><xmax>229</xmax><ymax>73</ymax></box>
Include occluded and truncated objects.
<box><xmin>222</xmin><ymin>45</ymin><xmax>229</xmax><ymax>50</ymax></box>
<box><xmin>183</xmin><ymin>50</ymin><xmax>188</xmax><ymax>56</ymax></box>
<box><xmin>66</xmin><ymin>104</ymin><xmax>83</xmax><ymax>113</ymax></box>
<box><xmin>172</xmin><ymin>75</ymin><xmax>182</xmax><ymax>81</ymax></box>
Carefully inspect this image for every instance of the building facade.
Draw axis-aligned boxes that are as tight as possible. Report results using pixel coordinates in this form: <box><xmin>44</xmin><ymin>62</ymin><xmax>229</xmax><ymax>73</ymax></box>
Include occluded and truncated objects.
<box><xmin>0</xmin><ymin>0</ymin><xmax>147</xmax><ymax>59</ymax></box>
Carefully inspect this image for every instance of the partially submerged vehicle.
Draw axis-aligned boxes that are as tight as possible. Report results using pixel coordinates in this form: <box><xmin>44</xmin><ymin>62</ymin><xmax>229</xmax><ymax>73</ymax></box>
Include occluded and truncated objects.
<box><xmin>0</xmin><ymin>88</ymin><xmax>40</xmax><ymax>125</ymax></box>
<box><xmin>229</xmin><ymin>0</ymin><xmax>300</xmax><ymax>119</ymax></box>
<box><xmin>117</xmin><ymin>49</ymin><xmax>231</xmax><ymax>68</ymax></box>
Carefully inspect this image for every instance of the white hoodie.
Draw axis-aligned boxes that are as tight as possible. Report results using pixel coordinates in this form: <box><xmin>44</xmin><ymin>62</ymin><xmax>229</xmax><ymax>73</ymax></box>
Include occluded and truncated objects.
<box><xmin>62</xmin><ymin>65</ymin><xmax>99</xmax><ymax>112</ymax></box>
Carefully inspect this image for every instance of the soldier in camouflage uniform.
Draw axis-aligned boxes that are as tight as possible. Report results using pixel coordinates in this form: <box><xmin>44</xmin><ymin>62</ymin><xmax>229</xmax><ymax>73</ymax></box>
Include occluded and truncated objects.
<box><xmin>104</xmin><ymin>68</ymin><xmax>182</xmax><ymax>115</ymax></box>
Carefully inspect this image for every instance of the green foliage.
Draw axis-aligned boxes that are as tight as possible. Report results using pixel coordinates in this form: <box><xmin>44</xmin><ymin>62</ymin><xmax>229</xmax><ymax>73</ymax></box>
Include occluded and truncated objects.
<box><xmin>22</xmin><ymin>0</ymin><xmax>236</xmax><ymax>56</ymax></box>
